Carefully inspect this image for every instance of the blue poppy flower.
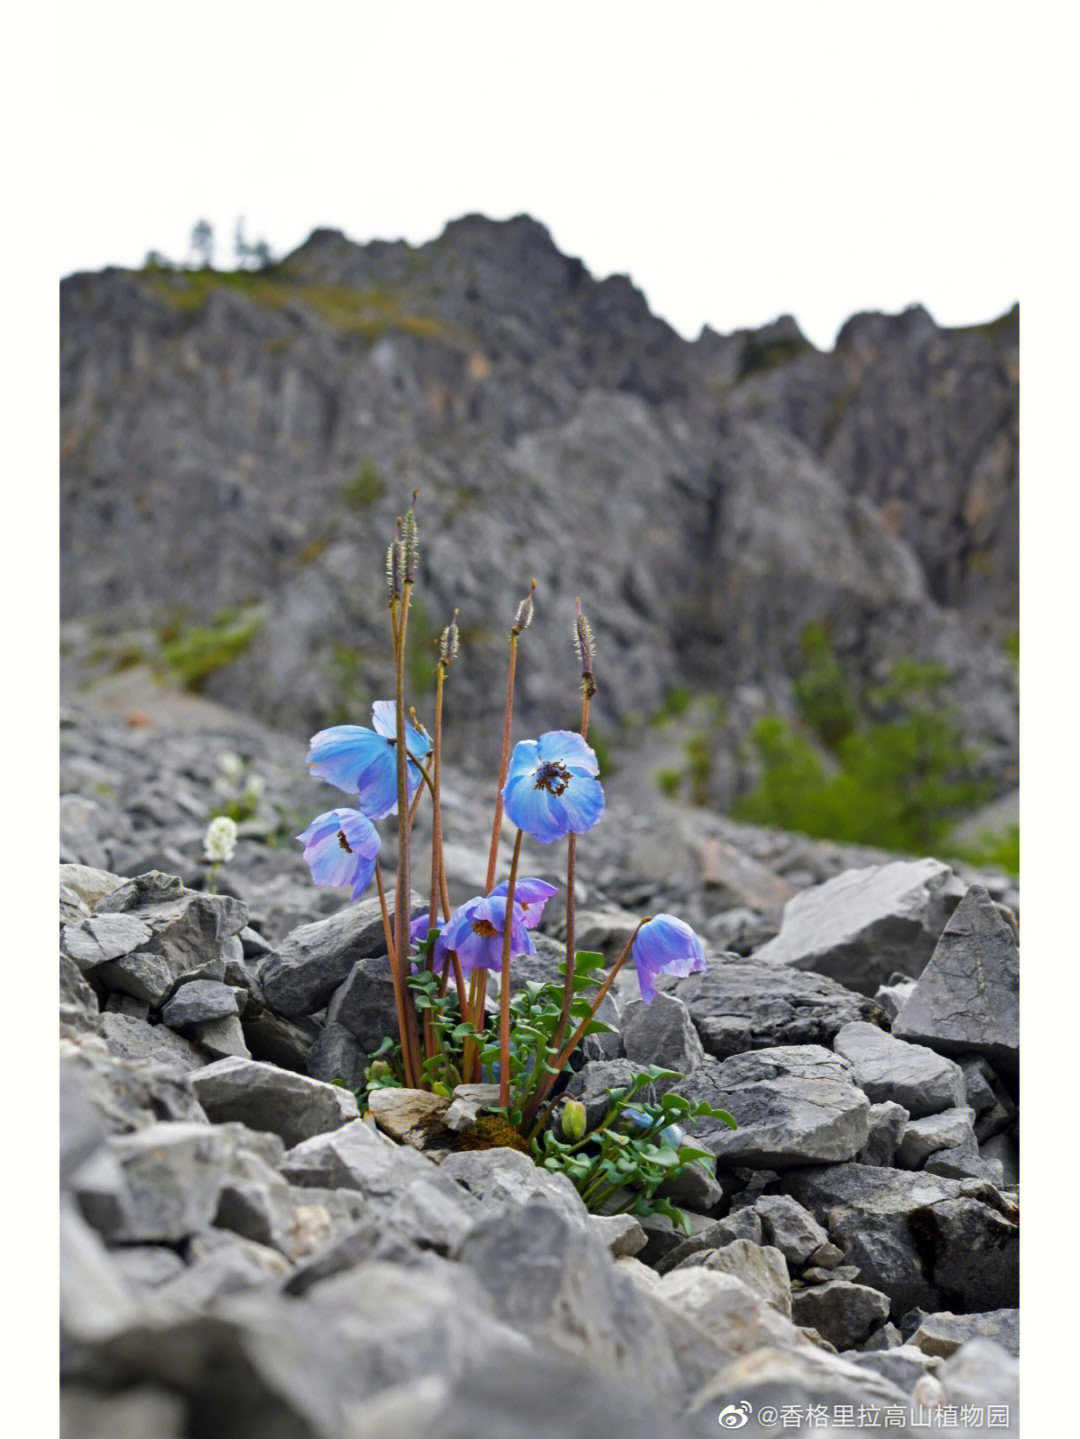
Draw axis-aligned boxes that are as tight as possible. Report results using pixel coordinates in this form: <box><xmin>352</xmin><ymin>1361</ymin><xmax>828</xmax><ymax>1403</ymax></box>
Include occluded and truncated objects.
<box><xmin>501</xmin><ymin>731</ymin><xmax>604</xmax><ymax>844</ymax></box>
<box><xmin>631</xmin><ymin>914</ymin><xmax>707</xmax><ymax>1003</ymax></box>
<box><xmin>490</xmin><ymin>876</ymin><xmax>558</xmax><ymax>929</ymax></box>
<box><xmin>307</xmin><ymin>700</ymin><xmax>431</xmax><ymax>818</ymax></box>
<box><xmin>435</xmin><ymin>894</ymin><xmax>536</xmax><ymax>975</ymax></box>
<box><xmin>297</xmin><ymin>809</ymin><xmax>380</xmax><ymax>900</ymax></box>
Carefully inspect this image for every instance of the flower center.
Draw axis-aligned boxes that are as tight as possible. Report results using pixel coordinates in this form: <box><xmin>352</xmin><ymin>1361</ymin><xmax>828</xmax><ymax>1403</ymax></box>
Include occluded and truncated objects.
<box><xmin>535</xmin><ymin>759</ymin><xmax>571</xmax><ymax>796</ymax></box>
<box><xmin>471</xmin><ymin>919</ymin><xmax>499</xmax><ymax>938</ymax></box>
<box><xmin>337</xmin><ymin>830</ymin><xmax>353</xmax><ymax>853</ymax></box>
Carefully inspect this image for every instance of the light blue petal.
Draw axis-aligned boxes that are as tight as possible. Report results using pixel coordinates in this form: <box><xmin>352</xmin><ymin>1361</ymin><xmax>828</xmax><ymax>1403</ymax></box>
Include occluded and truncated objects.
<box><xmin>537</xmin><ymin>730</ymin><xmax>599</xmax><ymax>776</ymax></box>
<box><xmin>559</xmin><ymin>775</ymin><xmax>605</xmax><ymax>834</ymax></box>
<box><xmin>297</xmin><ymin>810</ymin><xmax>342</xmax><ymax>846</ymax></box>
<box><xmin>505</xmin><ymin>739</ymin><xmax>540</xmax><ymax>783</ymax></box>
<box><xmin>338</xmin><ymin>810</ymin><xmax>381</xmax><ymax>861</ymax></box>
<box><xmin>503</xmin><ymin>771</ymin><xmax>565</xmax><ymax>843</ymax></box>
<box><xmin>308</xmin><ymin>726</ymin><xmax>388</xmax><ymax>796</ymax></box>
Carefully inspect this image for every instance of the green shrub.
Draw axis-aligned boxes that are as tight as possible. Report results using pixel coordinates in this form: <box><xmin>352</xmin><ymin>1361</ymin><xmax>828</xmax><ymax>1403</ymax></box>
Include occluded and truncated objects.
<box><xmin>733</xmin><ymin>661</ymin><xmax>993</xmax><ymax>853</ymax></box>
<box><xmin>343</xmin><ymin>461</ymin><xmax>386</xmax><ymax>510</ymax></box>
<box><xmin>793</xmin><ymin>624</ymin><xmax>857</xmax><ymax>750</ymax></box>
<box><xmin>158</xmin><ymin>608</ymin><xmax>263</xmax><ymax>691</ymax></box>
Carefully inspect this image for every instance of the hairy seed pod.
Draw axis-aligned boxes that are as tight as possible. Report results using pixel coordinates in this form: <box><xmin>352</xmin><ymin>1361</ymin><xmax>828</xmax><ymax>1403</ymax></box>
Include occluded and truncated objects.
<box><xmin>512</xmin><ymin>579</ymin><xmax>537</xmax><ymax>637</ymax></box>
<box><xmin>439</xmin><ymin>609</ymin><xmax>460</xmax><ymax>666</ymax></box>
<box><xmin>401</xmin><ymin>506</ymin><xmax>419</xmax><ymax>583</ymax></box>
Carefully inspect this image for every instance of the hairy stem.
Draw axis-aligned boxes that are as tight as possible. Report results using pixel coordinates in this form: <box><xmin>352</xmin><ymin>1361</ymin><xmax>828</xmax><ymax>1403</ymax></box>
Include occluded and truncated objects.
<box><xmin>497</xmin><ymin>829</ymin><xmax>524</xmax><ymax>1108</ymax></box>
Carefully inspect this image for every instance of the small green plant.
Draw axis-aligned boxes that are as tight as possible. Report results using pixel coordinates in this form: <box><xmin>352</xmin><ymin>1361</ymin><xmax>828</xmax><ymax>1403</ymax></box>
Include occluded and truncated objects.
<box><xmin>534</xmin><ymin>1067</ymin><xmax>733</xmax><ymax>1231</ymax></box>
<box><xmin>734</xmin><ymin>659</ymin><xmax>993</xmax><ymax>852</ymax></box>
<box><xmin>949</xmin><ymin>823</ymin><xmax>1019</xmax><ymax>878</ymax></box>
<box><xmin>158</xmin><ymin>607</ymin><xmax>263</xmax><ymax>690</ymax></box>
<box><xmin>793</xmin><ymin>623</ymin><xmax>857</xmax><ymax>750</ymax></box>
<box><xmin>655</xmin><ymin>767</ymin><xmax>681</xmax><ymax>798</ymax></box>
<box><xmin>343</xmin><ymin>460</ymin><xmax>386</xmax><ymax>511</ymax></box>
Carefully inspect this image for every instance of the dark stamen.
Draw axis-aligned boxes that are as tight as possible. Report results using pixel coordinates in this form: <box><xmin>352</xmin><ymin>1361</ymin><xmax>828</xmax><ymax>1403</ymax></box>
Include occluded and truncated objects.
<box><xmin>471</xmin><ymin>919</ymin><xmax>499</xmax><ymax>937</ymax></box>
<box><xmin>337</xmin><ymin>831</ymin><xmax>353</xmax><ymax>853</ymax></box>
<box><xmin>535</xmin><ymin>759</ymin><xmax>571</xmax><ymax>796</ymax></box>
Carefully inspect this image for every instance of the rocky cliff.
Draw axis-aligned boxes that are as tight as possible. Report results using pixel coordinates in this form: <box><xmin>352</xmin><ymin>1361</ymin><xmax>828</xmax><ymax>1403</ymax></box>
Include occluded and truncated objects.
<box><xmin>60</xmin><ymin>215</ymin><xmax>1018</xmax><ymax>799</ymax></box>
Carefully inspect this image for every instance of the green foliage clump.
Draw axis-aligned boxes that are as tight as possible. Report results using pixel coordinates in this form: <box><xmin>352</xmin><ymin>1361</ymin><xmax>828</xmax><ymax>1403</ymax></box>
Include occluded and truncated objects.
<box><xmin>534</xmin><ymin>1067</ymin><xmax>733</xmax><ymax>1232</ymax></box>
<box><xmin>343</xmin><ymin>461</ymin><xmax>386</xmax><ymax>511</ymax></box>
<box><xmin>736</xmin><ymin>331</ymin><xmax>813</xmax><ymax>381</ymax></box>
<box><xmin>734</xmin><ymin>654</ymin><xmax>993</xmax><ymax>853</ymax></box>
<box><xmin>157</xmin><ymin>607</ymin><xmax>263</xmax><ymax>690</ymax></box>
<box><xmin>950</xmin><ymin>823</ymin><xmax>1019</xmax><ymax>878</ymax></box>
<box><xmin>793</xmin><ymin>624</ymin><xmax>858</xmax><ymax>749</ymax></box>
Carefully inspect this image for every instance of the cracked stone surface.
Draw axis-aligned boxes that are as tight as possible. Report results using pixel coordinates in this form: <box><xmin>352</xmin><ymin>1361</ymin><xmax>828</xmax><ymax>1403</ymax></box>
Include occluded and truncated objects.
<box><xmin>893</xmin><ymin>885</ymin><xmax>1019</xmax><ymax>1076</ymax></box>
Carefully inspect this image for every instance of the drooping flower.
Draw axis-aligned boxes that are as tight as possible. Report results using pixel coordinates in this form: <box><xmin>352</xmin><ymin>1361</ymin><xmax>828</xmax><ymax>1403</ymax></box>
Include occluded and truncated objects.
<box><xmin>490</xmin><ymin>876</ymin><xmax>558</xmax><ymax>929</ymax></box>
<box><xmin>307</xmin><ymin>699</ymin><xmax>432</xmax><ymax>818</ymax></box>
<box><xmin>631</xmin><ymin>914</ymin><xmax>707</xmax><ymax>1003</ymax></box>
<box><xmin>297</xmin><ymin>809</ymin><xmax>380</xmax><ymax>900</ymax></box>
<box><xmin>501</xmin><ymin>731</ymin><xmax>604</xmax><ymax>844</ymax></box>
<box><xmin>434</xmin><ymin>894</ymin><xmax>536</xmax><ymax>974</ymax></box>
<box><xmin>203</xmin><ymin>814</ymin><xmax>238</xmax><ymax>863</ymax></box>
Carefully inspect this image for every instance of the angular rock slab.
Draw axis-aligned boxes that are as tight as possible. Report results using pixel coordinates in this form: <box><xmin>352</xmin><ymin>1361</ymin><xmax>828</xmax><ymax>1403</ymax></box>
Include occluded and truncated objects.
<box><xmin>258</xmin><ymin>892</ymin><xmax>423</xmax><ymax>1018</ymax></box>
<box><xmin>189</xmin><ymin>1056</ymin><xmax>358</xmax><ymax>1147</ymax></box>
<box><xmin>94</xmin><ymin>871</ymin><xmax>247</xmax><ymax>991</ymax></box>
<box><xmin>833</xmin><ymin>1019</ymin><xmax>966</xmax><ymax>1117</ymax></box>
<box><xmin>753</xmin><ymin>858</ymin><xmax>964</xmax><ymax>995</ymax></box>
<box><xmin>619</xmin><ymin>991</ymin><xmax>706</xmax><ymax>1073</ymax></box>
<box><xmin>677</xmin><ymin>1045</ymin><xmax>870</xmax><ymax>1168</ymax></box>
<box><xmin>670</xmin><ymin>955</ymin><xmax>886</xmax><ymax>1059</ymax></box>
<box><xmin>893</xmin><ymin>884</ymin><xmax>1019</xmax><ymax>1077</ymax></box>
<box><xmin>791</xmin><ymin>1278</ymin><xmax>891</xmax><ymax>1349</ymax></box>
<box><xmin>782</xmin><ymin>1163</ymin><xmax>1019</xmax><ymax>1314</ymax></box>
<box><xmin>909</xmin><ymin>1308</ymin><xmax>1019</xmax><ymax>1359</ymax></box>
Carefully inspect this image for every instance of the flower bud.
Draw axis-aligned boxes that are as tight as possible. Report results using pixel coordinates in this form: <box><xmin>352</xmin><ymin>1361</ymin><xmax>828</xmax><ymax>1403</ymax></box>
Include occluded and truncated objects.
<box><xmin>386</xmin><ymin>540</ymin><xmax>403</xmax><ymax>600</ymax></box>
<box><xmin>512</xmin><ymin>579</ymin><xmax>537</xmax><ymax>637</ymax></box>
<box><xmin>574</xmin><ymin>598</ymin><xmax>597</xmax><ymax>699</ymax></box>
<box><xmin>560</xmin><ymin>1098</ymin><xmax>587</xmax><ymax>1142</ymax></box>
<box><xmin>439</xmin><ymin>609</ymin><xmax>460</xmax><ymax>667</ymax></box>
<box><xmin>401</xmin><ymin>503</ymin><xmax>419</xmax><ymax>583</ymax></box>
<box><xmin>366</xmin><ymin>1059</ymin><xmax>392</xmax><ymax>1083</ymax></box>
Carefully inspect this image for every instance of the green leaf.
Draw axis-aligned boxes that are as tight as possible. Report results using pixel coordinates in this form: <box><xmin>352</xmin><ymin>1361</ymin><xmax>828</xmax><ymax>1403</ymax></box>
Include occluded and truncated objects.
<box><xmin>674</xmin><ymin>1146</ymin><xmax>714</xmax><ymax>1165</ymax></box>
<box><xmin>573</xmin><ymin>951</ymin><xmax>606</xmax><ymax>972</ymax></box>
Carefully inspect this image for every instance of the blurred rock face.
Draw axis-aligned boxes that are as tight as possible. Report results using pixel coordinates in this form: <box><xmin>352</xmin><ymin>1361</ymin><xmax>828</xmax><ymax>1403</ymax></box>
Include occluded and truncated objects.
<box><xmin>60</xmin><ymin>215</ymin><xmax>1017</xmax><ymax>788</ymax></box>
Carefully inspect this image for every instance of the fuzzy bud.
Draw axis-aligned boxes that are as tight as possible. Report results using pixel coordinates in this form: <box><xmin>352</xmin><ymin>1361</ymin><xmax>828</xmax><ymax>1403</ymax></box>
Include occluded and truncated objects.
<box><xmin>560</xmin><ymin>1099</ymin><xmax>587</xmax><ymax>1142</ymax></box>
<box><xmin>574</xmin><ymin>598</ymin><xmax>597</xmax><ymax>697</ymax></box>
<box><xmin>386</xmin><ymin>540</ymin><xmax>404</xmax><ymax>601</ymax></box>
<box><xmin>401</xmin><ymin>503</ymin><xmax>419</xmax><ymax>583</ymax></box>
<box><xmin>512</xmin><ymin>579</ymin><xmax>537</xmax><ymax>637</ymax></box>
<box><xmin>439</xmin><ymin>609</ymin><xmax>460</xmax><ymax>667</ymax></box>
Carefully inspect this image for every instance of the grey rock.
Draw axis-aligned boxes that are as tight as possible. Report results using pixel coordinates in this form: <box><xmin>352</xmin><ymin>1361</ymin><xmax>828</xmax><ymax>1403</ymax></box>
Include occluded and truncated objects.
<box><xmin>908</xmin><ymin>1193</ymin><xmax>1019</xmax><ymax>1311</ymax></box>
<box><xmin>457</xmin><ymin>1201</ymin><xmax>682</xmax><ymax>1406</ymax></box>
<box><xmin>978</xmin><ymin>1129</ymin><xmax>1019</xmax><ymax>1187</ymax></box>
<box><xmin>857</xmin><ymin>1101</ymin><xmax>909</xmax><ymax>1166</ymax></box>
<box><xmin>258</xmin><ymin>894</ymin><xmax>421</xmax><ymax>1017</ymax></box>
<box><xmin>587</xmin><ymin>1212</ymin><xmax>647</xmax><ymax>1257</ymax></box>
<box><xmin>620</xmin><ymin>991</ymin><xmax>706</xmax><ymax>1073</ymax></box>
<box><xmin>59</xmin><ymin>861</ymin><xmax>128</xmax><ymax>910</ymax></box>
<box><xmin>189</xmin><ymin>1056</ymin><xmax>359</xmax><ymax>1146</ymax></box>
<box><xmin>752</xmin><ymin>1193</ymin><xmax>830</xmax><ymax>1265</ymax></box>
<box><xmin>155</xmin><ymin>1229</ymin><xmax>293</xmax><ymax>1311</ymax></box>
<box><xmin>280</xmin><ymin>1117</ymin><xmax>437</xmax><ymax>1195</ymax></box>
<box><xmin>958</xmin><ymin>1055</ymin><xmax>1001</xmax><ymax>1118</ymax></box>
<box><xmin>324</xmin><ymin>953</ymin><xmax>400</xmax><ymax>1049</ymax></box>
<box><xmin>439</xmin><ymin>1145</ymin><xmax>590</xmax><ymax>1225</ymax></box>
<box><xmin>791</xmin><ymin>1278</ymin><xmax>891</xmax><ymax>1349</ymax></box>
<box><xmin>160</xmin><ymin>978</ymin><xmax>242</xmax><ymax>1027</ymax></box>
<box><xmin>936</xmin><ymin>1337</ymin><xmax>1019</xmax><ymax>1423</ymax></box>
<box><xmin>61</xmin><ymin>1385</ymin><xmax>187</xmax><ymax>1438</ymax></box>
<box><xmin>873</xmin><ymin>975</ymin><xmax>917</xmax><ymax>1022</ymax></box>
<box><xmin>908</xmin><ymin>1308</ymin><xmax>1019</xmax><ymax>1358</ymax></box>
<box><xmin>240</xmin><ymin>1005</ymin><xmax>318</xmax><ymax>1072</ymax></box>
<box><xmin>60</xmin><ymin>1196</ymin><xmax>141</xmax><ymax>1345</ymax></box>
<box><xmin>753</xmin><ymin>858</ymin><xmax>964</xmax><ymax>995</ymax></box>
<box><xmin>842</xmin><ymin>1343</ymin><xmax>941</xmax><ymax>1393</ymax></box>
<box><xmin>97</xmin><ymin>1012</ymin><xmax>208</xmax><ymax>1070</ymax></box>
<box><xmin>893</xmin><ymin>884</ymin><xmax>1019</xmax><ymax>1076</ymax></box>
<box><xmin>104</xmin><ymin>993</ymin><xmax>150</xmax><ymax>1017</ymax></box>
<box><xmin>95</xmin><ymin>872</ymin><xmax>247</xmax><ymax>991</ymax></box>
<box><xmin>60</xmin><ymin>953</ymin><xmax>100</xmax><ymax>1028</ymax></box>
<box><xmin>800</xmin><ymin>1262</ymin><xmax>860</xmax><ymax>1284</ymax></box>
<box><xmin>62</xmin><ymin>913</ymin><xmax>152</xmax><ymax>972</ymax></box>
<box><xmin>657</xmin><ymin>1150</ymin><xmax>724</xmax><ymax>1212</ymax></box>
<box><xmin>834</xmin><ymin>1019</ymin><xmax>966</xmax><ymax>1117</ymax></box>
<box><xmin>897</xmin><ymin>1106</ymin><xmax>977</xmax><ymax>1168</ymax></box>
<box><xmin>306</xmin><ymin>1018</ymin><xmax>364</xmax><ymax>1088</ymax></box>
<box><xmin>655</xmin><ymin>1211</ymin><xmax>765</xmax><ymax>1274</ymax></box>
<box><xmin>61</xmin><ymin>1039</ymin><xmax>210</xmax><ymax>1138</ymax></box>
<box><xmin>73</xmin><ymin>1121</ymin><xmax>236</xmax><ymax>1243</ymax></box>
<box><xmin>681</xmin><ymin>1239</ymin><xmax>792</xmax><ymax>1316</ymax></box>
<box><xmin>677</xmin><ymin>1045</ymin><xmax>870</xmax><ymax>1167</ymax></box>
<box><xmin>805</xmin><ymin>1240</ymin><xmax>846</xmax><ymax>1269</ymax></box>
<box><xmin>193</xmin><ymin>1013</ymin><xmax>251</xmax><ymax>1059</ymax></box>
<box><xmin>96</xmin><ymin>949</ymin><xmax>177</xmax><ymax>1005</ymax></box>
<box><xmin>109</xmin><ymin>1245</ymin><xmax>187</xmax><ymax>1290</ymax></box>
<box><xmin>670</xmin><ymin>954</ymin><xmax>885</xmax><ymax>1059</ymax></box>
<box><xmin>924</xmin><ymin>1133</ymin><xmax>1004</xmax><ymax>1183</ymax></box>
<box><xmin>782</xmin><ymin>1163</ymin><xmax>1018</xmax><ymax>1314</ymax></box>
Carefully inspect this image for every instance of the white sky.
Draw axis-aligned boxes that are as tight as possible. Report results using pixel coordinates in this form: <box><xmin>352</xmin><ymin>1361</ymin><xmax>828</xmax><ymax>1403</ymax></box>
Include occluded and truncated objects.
<box><xmin>53</xmin><ymin>0</ymin><xmax>1040</xmax><ymax>349</ymax></box>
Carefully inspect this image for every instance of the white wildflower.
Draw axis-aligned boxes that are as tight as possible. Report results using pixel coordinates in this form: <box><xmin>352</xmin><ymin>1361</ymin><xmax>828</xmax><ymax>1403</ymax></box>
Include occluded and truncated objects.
<box><xmin>203</xmin><ymin>815</ymin><xmax>238</xmax><ymax>863</ymax></box>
